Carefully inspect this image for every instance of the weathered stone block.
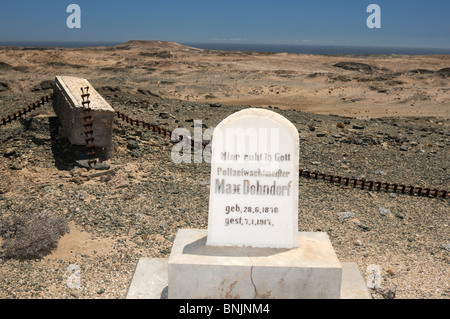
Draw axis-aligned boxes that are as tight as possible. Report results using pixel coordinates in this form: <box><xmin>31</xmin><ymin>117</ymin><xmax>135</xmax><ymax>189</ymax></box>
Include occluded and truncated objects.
<box><xmin>53</xmin><ymin>76</ymin><xmax>114</xmax><ymax>148</ymax></box>
<box><xmin>168</xmin><ymin>229</ymin><xmax>342</xmax><ymax>299</ymax></box>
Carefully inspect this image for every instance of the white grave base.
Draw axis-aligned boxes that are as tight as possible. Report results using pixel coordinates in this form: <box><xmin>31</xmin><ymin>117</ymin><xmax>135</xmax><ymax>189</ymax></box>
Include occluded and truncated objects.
<box><xmin>126</xmin><ymin>229</ymin><xmax>371</xmax><ymax>299</ymax></box>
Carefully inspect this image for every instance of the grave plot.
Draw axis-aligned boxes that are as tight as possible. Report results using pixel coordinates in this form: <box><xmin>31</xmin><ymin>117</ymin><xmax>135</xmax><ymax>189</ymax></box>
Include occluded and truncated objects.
<box><xmin>127</xmin><ymin>108</ymin><xmax>371</xmax><ymax>299</ymax></box>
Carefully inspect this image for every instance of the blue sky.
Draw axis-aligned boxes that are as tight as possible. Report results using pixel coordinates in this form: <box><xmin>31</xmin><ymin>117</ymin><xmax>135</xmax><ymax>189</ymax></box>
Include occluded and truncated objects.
<box><xmin>0</xmin><ymin>0</ymin><xmax>449</xmax><ymax>48</ymax></box>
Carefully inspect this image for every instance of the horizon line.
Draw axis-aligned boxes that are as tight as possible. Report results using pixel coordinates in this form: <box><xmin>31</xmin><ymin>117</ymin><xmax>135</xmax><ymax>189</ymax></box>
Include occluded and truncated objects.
<box><xmin>0</xmin><ymin>39</ymin><xmax>449</xmax><ymax>50</ymax></box>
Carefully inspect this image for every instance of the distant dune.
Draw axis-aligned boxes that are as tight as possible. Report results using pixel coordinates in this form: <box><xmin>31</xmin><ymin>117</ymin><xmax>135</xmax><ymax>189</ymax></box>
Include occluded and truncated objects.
<box><xmin>0</xmin><ymin>40</ymin><xmax>448</xmax><ymax>119</ymax></box>
<box><xmin>114</xmin><ymin>40</ymin><xmax>203</xmax><ymax>51</ymax></box>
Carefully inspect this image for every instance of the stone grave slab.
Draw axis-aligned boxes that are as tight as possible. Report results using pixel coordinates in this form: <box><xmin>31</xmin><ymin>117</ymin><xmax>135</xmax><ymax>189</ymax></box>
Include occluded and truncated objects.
<box><xmin>168</xmin><ymin>229</ymin><xmax>342</xmax><ymax>299</ymax></box>
<box><xmin>53</xmin><ymin>75</ymin><xmax>115</xmax><ymax>148</ymax></box>
<box><xmin>126</xmin><ymin>256</ymin><xmax>371</xmax><ymax>299</ymax></box>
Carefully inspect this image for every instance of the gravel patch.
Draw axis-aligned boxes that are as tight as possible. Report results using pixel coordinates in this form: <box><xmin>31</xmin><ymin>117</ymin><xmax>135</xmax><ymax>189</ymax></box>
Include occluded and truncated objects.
<box><xmin>0</xmin><ymin>91</ymin><xmax>448</xmax><ymax>299</ymax></box>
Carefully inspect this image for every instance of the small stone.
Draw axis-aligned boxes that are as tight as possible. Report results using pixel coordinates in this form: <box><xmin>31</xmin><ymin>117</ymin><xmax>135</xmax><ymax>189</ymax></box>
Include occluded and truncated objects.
<box><xmin>130</xmin><ymin>150</ymin><xmax>142</xmax><ymax>158</ymax></box>
<box><xmin>100</xmin><ymin>175</ymin><xmax>111</xmax><ymax>182</ymax></box>
<box><xmin>210</xmin><ymin>102</ymin><xmax>221</xmax><ymax>108</ymax></box>
<box><xmin>75</xmin><ymin>160</ymin><xmax>110</xmax><ymax>170</ymax></box>
<box><xmin>354</xmin><ymin>240</ymin><xmax>363</xmax><ymax>246</ymax></box>
<box><xmin>338</xmin><ymin>212</ymin><xmax>355</xmax><ymax>221</ymax></box>
<box><xmin>364</xmin><ymin>137</ymin><xmax>379</xmax><ymax>145</ymax></box>
<box><xmin>399</xmin><ymin>146</ymin><xmax>408</xmax><ymax>151</ymax></box>
<box><xmin>127</xmin><ymin>140</ymin><xmax>140</xmax><ymax>150</ymax></box>
<box><xmin>32</xmin><ymin>134</ymin><xmax>51</xmax><ymax>145</ymax></box>
<box><xmin>3</xmin><ymin>148</ymin><xmax>16</xmax><ymax>158</ymax></box>
<box><xmin>358</xmin><ymin>224</ymin><xmax>371</xmax><ymax>231</ymax></box>
<box><xmin>379</xmin><ymin>207</ymin><xmax>390</xmax><ymax>216</ymax></box>
<box><xmin>336</xmin><ymin>122</ymin><xmax>345</xmax><ymax>128</ymax></box>
<box><xmin>352</xmin><ymin>125</ymin><xmax>365</xmax><ymax>130</ymax></box>
<box><xmin>316</xmin><ymin>132</ymin><xmax>326</xmax><ymax>137</ymax></box>
<box><xmin>332</xmin><ymin>134</ymin><xmax>343</xmax><ymax>139</ymax></box>
<box><xmin>95</xmin><ymin>162</ymin><xmax>111</xmax><ymax>170</ymax></box>
<box><xmin>394</xmin><ymin>212</ymin><xmax>405</xmax><ymax>219</ymax></box>
<box><xmin>9</xmin><ymin>164</ymin><xmax>21</xmax><ymax>170</ymax></box>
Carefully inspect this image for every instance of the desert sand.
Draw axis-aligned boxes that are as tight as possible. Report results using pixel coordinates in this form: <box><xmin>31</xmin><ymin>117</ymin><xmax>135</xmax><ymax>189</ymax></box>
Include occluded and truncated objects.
<box><xmin>0</xmin><ymin>40</ymin><xmax>449</xmax><ymax>119</ymax></box>
<box><xmin>0</xmin><ymin>41</ymin><xmax>448</xmax><ymax>300</ymax></box>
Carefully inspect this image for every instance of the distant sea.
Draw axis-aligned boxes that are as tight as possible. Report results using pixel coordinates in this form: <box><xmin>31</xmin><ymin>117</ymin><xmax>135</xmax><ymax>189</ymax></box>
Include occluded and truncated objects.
<box><xmin>1</xmin><ymin>41</ymin><xmax>449</xmax><ymax>55</ymax></box>
<box><xmin>182</xmin><ymin>43</ymin><xmax>450</xmax><ymax>55</ymax></box>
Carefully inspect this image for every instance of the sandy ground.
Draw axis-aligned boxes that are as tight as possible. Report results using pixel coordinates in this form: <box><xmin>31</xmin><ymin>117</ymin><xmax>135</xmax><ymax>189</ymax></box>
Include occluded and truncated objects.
<box><xmin>0</xmin><ymin>40</ymin><xmax>449</xmax><ymax>119</ymax></box>
<box><xmin>0</xmin><ymin>41</ymin><xmax>448</xmax><ymax>300</ymax></box>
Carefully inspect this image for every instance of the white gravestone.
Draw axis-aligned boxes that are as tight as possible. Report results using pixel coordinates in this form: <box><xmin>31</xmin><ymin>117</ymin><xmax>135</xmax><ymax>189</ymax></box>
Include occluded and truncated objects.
<box><xmin>206</xmin><ymin>108</ymin><xmax>299</xmax><ymax>248</ymax></box>
<box><xmin>129</xmin><ymin>108</ymin><xmax>371</xmax><ymax>299</ymax></box>
<box><xmin>167</xmin><ymin>108</ymin><xmax>344</xmax><ymax>299</ymax></box>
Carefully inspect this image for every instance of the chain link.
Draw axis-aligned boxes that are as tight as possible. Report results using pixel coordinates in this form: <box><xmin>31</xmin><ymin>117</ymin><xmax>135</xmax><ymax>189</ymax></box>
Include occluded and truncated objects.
<box><xmin>115</xmin><ymin>109</ymin><xmax>449</xmax><ymax>199</ymax></box>
<box><xmin>299</xmin><ymin>169</ymin><xmax>448</xmax><ymax>199</ymax></box>
<box><xmin>0</xmin><ymin>93</ymin><xmax>53</xmax><ymax>126</ymax></box>
<box><xmin>80</xmin><ymin>86</ymin><xmax>97</xmax><ymax>170</ymax></box>
<box><xmin>1</xmin><ymin>94</ymin><xmax>448</xmax><ymax>199</ymax></box>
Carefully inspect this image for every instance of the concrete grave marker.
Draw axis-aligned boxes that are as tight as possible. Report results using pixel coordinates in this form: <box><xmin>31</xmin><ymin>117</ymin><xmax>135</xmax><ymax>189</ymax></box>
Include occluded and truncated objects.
<box><xmin>126</xmin><ymin>108</ymin><xmax>372</xmax><ymax>299</ymax></box>
<box><xmin>206</xmin><ymin>108</ymin><xmax>299</xmax><ymax>248</ymax></box>
<box><xmin>53</xmin><ymin>76</ymin><xmax>115</xmax><ymax>148</ymax></box>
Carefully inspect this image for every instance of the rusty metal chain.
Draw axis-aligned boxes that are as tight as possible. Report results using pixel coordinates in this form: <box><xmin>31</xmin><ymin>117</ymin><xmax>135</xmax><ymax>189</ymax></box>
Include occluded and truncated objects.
<box><xmin>80</xmin><ymin>86</ymin><xmax>97</xmax><ymax>169</ymax></box>
<box><xmin>0</xmin><ymin>93</ymin><xmax>53</xmax><ymax>126</ymax></box>
<box><xmin>115</xmin><ymin>109</ymin><xmax>449</xmax><ymax>199</ymax></box>
<box><xmin>114</xmin><ymin>110</ymin><xmax>205</xmax><ymax>150</ymax></box>
<box><xmin>1</xmin><ymin>94</ymin><xmax>448</xmax><ymax>199</ymax></box>
<box><xmin>0</xmin><ymin>93</ymin><xmax>53</xmax><ymax>194</ymax></box>
<box><xmin>115</xmin><ymin>111</ymin><xmax>173</xmax><ymax>139</ymax></box>
<box><xmin>299</xmin><ymin>169</ymin><xmax>448</xmax><ymax>199</ymax></box>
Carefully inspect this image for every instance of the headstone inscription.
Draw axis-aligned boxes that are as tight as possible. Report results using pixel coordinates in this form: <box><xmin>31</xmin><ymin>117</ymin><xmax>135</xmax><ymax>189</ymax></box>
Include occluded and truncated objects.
<box><xmin>206</xmin><ymin>108</ymin><xmax>299</xmax><ymax>248</ymax></box>
<box><xmin>126</xmin><ymin>108</ymin><xmax>371</xmax><ymax>299</ymax></box>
